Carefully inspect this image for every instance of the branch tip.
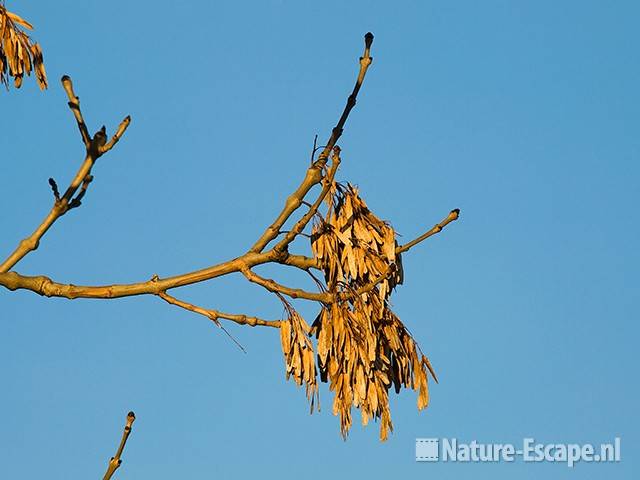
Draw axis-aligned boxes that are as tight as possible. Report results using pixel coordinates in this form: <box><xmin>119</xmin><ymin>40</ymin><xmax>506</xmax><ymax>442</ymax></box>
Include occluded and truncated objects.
<box><xmin>364</xmin><ymin>32</ymin><xmax>374</xmax><ymax>48</ymax></box>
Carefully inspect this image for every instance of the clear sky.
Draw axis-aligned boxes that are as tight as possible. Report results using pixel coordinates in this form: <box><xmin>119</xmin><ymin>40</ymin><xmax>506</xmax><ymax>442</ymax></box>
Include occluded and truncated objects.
<box><xmin>1</xmin><ymin>1</ymin><xmax>638</xmax><ymax>479</ymax></box>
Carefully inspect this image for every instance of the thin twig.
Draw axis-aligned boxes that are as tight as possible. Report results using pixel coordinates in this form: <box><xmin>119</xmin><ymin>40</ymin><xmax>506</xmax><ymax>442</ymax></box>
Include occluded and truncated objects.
<box><xmin>100</xmin><ymin>115</ymin><xmax>131</xmax><ymax>154</ymax></box>
<box><xmin>278</xmin><ymin>231</ymin><xmax>312</xmax><ymax>239</ymax></box>
<box><xmin>310</xmin><ymin>134</ymin><xmax>318</xmax><ymax>164</ymax></box>
<box><xmin>158</xmin><ymin>291</ymin><xmax>281</xmax><ymax>329</ymax></box>
<box><xmin>242</xmin><ymin>267</ymin><xmax>330</xmax><ymax>303</ymax></box>
<box><xmin>335</xmin><ymin>209</ymin><xmax>461</xmax><ymax>301</ymax></box>
<box><xmin>102</xmin><ymin>411</ymin><xmax>135</xmax><ymax>480</ymax></box>
<box><xmin>396</xmin><ymin>209</ymin><xmax>460</xmax><ymax>254</ymax></box>
<box><xmin>61</xmin><ymin>75</ymin><xmax>90</xmax><ymax>148</ymax></box>
<box><xmin>315</xmin><ymin>32</ymin><xmax>374</xmax><ymax>163</ymax></box>
<box><xmin>249</xmin><ymin>33</ymin><xmax>374</xmax><ymax>254</ymax></box>
<box><xmin>68</xmin><ymin>175</ymin><xmax>93</xmax><ymax>209</ymax></box>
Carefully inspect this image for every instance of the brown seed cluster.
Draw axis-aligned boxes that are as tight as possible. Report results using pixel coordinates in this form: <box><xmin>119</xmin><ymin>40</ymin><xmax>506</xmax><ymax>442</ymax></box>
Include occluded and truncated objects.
<box><xmin>0</xmin><ymin>6</ymin><xmax>47</xmax><ymax>89</ymax></box>
<box><xmin>279</xmin><ymin>177</ymin><xmax>438</xmax><ymax>441</ymax></box>
<box><xmin>278</xmin><ymin>294</ymin><xmax>320</xmax><ymax>413</ymax></box>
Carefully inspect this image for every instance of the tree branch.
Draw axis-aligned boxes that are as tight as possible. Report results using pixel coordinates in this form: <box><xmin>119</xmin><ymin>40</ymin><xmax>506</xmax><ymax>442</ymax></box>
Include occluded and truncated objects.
<box><xmin>396</xmin><ymin>208</ymin><xmax>460</xmax><ymax>254</ymax></box>
<box><xmin>102</xmin><ymin>411</ymin><xmax>135</xmax><ymax>480</ymax></box>
<box><xmin>100</xmin><ymin>115</ymin><xmax>131</xmax><ymax>154</ymax></box>
<box><xmin>0</xmin><ymin>209</ymin><xmax>459</xmax><ymax>300</ymax></box>
<box><xmin>335</xmin><ymin>209</ymin><xmax>461</xmax><ymax>302</ymax></box>
<box><xmin>278</xmin><ymin>253</ymin><xmax>321</xmax><ymax>270</ymax></box>
<box><xmin>249</xmin><ymin>32</ymin><xmax>374</xmax><ymax>254</ymax></box>
<box><xmin>316</xmin><ymin>32</ymin><xmax>374</xmax><ymax>163</ymax></box>
<box><xmin>0</xmin><ymin>35</ymin><xmax>460</xmax><ymax>330</ymax></box>
<box><xmin>61</xmin><ymin>75</ymin><xmax>91</xmax><ymax>148</ymax></box>
<box><xmin>158</xmin><ymin>291</ymin><xmax>281</xmax><ymax>328</ymax></box>
<box><xmin>0</xmin><ymin>252</ymin><xmax>264</xmax><ymax>298</ymax></box>
<box><xmin>241</xmin><ymin>267</ymin><xmax>330</xmax><ymax>303</ymax></box>
<box><xmin>0</xmin><ymin>75</ymin><xmax>130</xmax><ymax>273</ymax></box>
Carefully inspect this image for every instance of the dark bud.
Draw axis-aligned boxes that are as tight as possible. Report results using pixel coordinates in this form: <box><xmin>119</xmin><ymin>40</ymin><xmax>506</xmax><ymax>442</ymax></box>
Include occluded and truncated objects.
<box><xmin>90</xmin><ymin>126</ymin><xmax>107</xmax><ymax>153</ymax></box>
<box><xmin>48</xmin><ymin>177</ymin><xmax>60</xmax><ymax>200</ymax></box>
<box><xmin>364</xmin><ymin>32</ymin><xmax>374</xmax><ymax>48</ymax></box>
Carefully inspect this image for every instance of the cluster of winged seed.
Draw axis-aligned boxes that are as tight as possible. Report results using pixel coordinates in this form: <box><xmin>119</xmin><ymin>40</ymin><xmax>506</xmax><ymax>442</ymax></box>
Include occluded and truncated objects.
<box><xmin>278</xmin><ymin>294</ymin><xmax>319</xmax><ymax>413</ymax></box>
<box><xmin>279</xmin><ymin>182</ymin><xmax>437</xmax><ymax>441</ymax></box>
<box><xmin>0</xmin><ymin>6</ymin><xmax>47</xmax><ymax>89</ymax></box>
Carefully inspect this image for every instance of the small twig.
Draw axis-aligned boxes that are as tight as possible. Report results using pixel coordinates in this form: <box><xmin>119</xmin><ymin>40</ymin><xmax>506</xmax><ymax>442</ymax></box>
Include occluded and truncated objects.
<box><xmin>100</xmin><ymin>115</ymin><xmax>131</xmax><ymax>154</ymax></box>
<box><xmin>102</xmin><ymin>411</ymin><xmax>135</xmax><ymax>480</ymax></box>
<box><xmin>242</xmin><ymin>267</ymin><xmax>329</xmax><ymax>303</ymax></box>
<box><xmin>396</xmin><ymin>209</ymin><xmax>460</xmax><ymax>254</ymax></box>
<box><xmin>336</xmin><ymin>209</ymin><xmax>461</xmax><ymax>302</ymax></box>
<box><xmin>306</xmin><ymin>269</ymin><xmax>327</xmax><ymax>293</ymax></box>
<box><xmin>249</xmin><ymin>33</ymin><xmax>374</xmax><ymax>254</ymax></box>
<box><xmin>310</xmin><ymin>134</ymin><xmax>318</xmax><ymax>164</ymax></box>
<box><xmin>316</xmin><ymin>32</ymin><xmax>374</xmax><ymax>163</ymax></box>
<box><xmin>61</xmin><ymin>75</ymin><xmax>91</xmax><ymax>148</ymax></box>
<box><xmin>68</xmin><ymin>175</ymin><xmax>93</xmax><ymax>209</ymax></box>
<box><xmin>341</xmin><ymin>265</ymin><xmax>396</xmax><ymax>301</ymax></box>
<box><xmin>278</xmin><ymin>230</ymin><xmax>312</xmax><ymax>239</ymax></box>
<box><xmin>158</xmin><ymin>290</ymin><xmax>281</xmax><ymax>329</ymax></box>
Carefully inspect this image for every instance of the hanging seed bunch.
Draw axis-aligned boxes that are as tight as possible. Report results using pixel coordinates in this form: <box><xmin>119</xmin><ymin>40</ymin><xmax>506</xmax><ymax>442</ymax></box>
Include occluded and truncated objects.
<box><xmin>278</xmin><ymin>293</ymin><xmax>320</xmax><ymax>413</ymax></box>
<box><xmin>0</xmin><ymin>5</ymin><xmax>47</xmax><ymax>89</ymax></box>
<box><xmin>309</xmin><ymin>182</ymin><xmax>438</xmax><ymax>440</ymax></box>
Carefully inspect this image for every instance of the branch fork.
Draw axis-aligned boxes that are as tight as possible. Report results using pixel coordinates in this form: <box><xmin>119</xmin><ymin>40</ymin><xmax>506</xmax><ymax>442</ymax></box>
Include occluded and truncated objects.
<box><xmin>0</xmin><ymin>75</ymin><xmax>131</xmax><ymax>273</ymax></box>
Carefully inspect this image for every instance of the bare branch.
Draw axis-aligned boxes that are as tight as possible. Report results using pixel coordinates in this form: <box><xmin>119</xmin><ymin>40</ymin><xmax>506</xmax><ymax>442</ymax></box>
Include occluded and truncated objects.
<box><xmin>0</xmin><ymin>252</ymin><xmax>262</xmax><ymax>298</ymax></box>
<box><xmin>0</xmin><ymin>207</ymin><xmax>459</xmax><ymax>300</ymax></box>
<box><xmin>1</xmin><ymin>31</ymin><xmax>463</xmax><ymax>443</ymax></box>
<box><xmin>100</xmin><ymin>115</ymin><xmax>131</xmax><ymax>154</ymax></box>
<box><xmin>0</xmin><ymin>76</ymin><xmax>130</xmax><ymax>273</ymax></box>
<box><xmin>249</xmin><ymin>32</ymin><xmax>374</xmax><ymax>254</ymax></box>
<box><xmin>158</xmin><ymin>291</ymin><xmax>281</xmax><ymax>328</ymax></box>
<box><xmin>316</xmin><ymin>32</ymin><xmax>374</xmax><ymax>163</ymax></box>
<box><xmin>61</xmin><ymin>75</ymin><xmax>91</xmax><ymax>148</ymax></box>
<box><xmin>242</xmin><ymin>267</ymin><xmax>330</xmax><ymax>303</ymax></box>
<box><xmin>334</xmin><ymin>209</ymin><xmax>462</xmax><ymax>302</ymax></box>
<box><xmin>309</xmin><ymin>134</ymin><xmax>318</xmax><ymax>164</ymax></box>
<box><xmin>396</xmin><ymin>209</ymin><xmax>460</xmax><ymax>254</ymax></box>
<box><xmin>102</xmin><ymin>411</ymin><xmax>135</xmax><ymax>480</ymax></box>
<box><xmin>68</xmin><ymin>174</ymin><xmax>93</xmax><ymax>210</ymax></box>
<box><xmin>0</xmin><ymin>35</ymin><xmax>459</xmax><ymax>346</ymax></box>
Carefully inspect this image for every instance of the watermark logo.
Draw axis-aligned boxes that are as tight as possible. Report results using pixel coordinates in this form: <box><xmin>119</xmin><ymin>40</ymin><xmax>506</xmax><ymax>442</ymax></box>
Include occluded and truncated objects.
<box><xmin>416</xmin><ymin>437</ymin><xmax>621</xmax><ymax>467</ymax></box>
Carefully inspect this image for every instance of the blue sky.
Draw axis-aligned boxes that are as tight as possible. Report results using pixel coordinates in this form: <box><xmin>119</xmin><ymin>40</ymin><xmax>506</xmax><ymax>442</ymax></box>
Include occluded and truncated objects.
<box><xmin>1</xmin><ymin>1</ymin><xmax>638</xmax><ymax>478</ymax></box>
